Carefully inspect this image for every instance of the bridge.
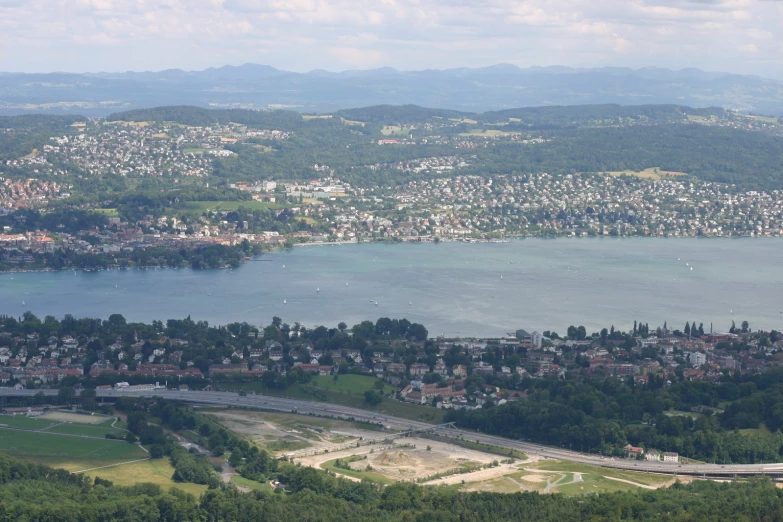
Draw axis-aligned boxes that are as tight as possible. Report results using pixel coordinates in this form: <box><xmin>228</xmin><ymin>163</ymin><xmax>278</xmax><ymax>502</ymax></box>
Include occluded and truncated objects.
<box><xmin>2</xmin><ymin>387</ymin><xmax>782</xmax><ymax>478</ymax></box>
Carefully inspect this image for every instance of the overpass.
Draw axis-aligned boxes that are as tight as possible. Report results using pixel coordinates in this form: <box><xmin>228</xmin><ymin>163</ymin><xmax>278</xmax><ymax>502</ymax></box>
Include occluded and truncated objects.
<box><xmin>2</xmin><ymin>387</ymin><xmax>782</xmax><ymax>478</ymax></box>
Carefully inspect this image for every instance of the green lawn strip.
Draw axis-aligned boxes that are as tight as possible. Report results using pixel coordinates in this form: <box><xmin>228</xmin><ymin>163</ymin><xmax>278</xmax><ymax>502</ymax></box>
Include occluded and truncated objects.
<box><xmin>533</xmin><ymin>460</ymin><xmax>671</xmax><ymax>487</ymax></box>
<box><xmin>181</xmin><ymin>200</ymin><xmax>283</xmax><ymax>212</ymax></box>
<box><xmin>320</xmin><ymin>457</ymin><xmax>393</xmax><ymax>484</ymax></box>
<box><xmin>427</xmin><ymin>436</ymin><xmax>526</xmax><ymax>460</ymax></box>
<box><xmin>231</xmin><ymin>475</ymin><xmax>275</xmax><ymax>492</ymax></box>
<box><xmin>0</xmin><ymin>414</ymin><xmax>58</xmax><ymax>430</ymax></box>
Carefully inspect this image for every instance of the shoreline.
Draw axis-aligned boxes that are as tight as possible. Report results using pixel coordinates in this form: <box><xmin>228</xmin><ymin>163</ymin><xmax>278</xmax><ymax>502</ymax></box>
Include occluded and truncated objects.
<box><xmin>1</xmin><ymin>234</ymin><xmax>781</xmax><ymax>275</ymax></box>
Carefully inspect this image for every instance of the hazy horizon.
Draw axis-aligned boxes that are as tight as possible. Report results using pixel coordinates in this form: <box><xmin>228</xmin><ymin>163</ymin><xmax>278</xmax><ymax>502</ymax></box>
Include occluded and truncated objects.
<box><xmin>1</xmin><ymin>1</ymin><xmax>781</xmax><ymax>79</ymax></box>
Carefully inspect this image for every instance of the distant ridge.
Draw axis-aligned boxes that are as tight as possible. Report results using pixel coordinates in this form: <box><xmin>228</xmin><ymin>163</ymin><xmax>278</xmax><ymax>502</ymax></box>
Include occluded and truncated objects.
<box><xmin>1</xmin><ymin>64</ymin><xmax>782</xmax><ymax>116</ymax></box>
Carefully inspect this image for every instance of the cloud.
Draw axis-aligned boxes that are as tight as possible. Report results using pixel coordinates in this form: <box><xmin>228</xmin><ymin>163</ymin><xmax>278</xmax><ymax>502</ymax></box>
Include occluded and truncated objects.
<box><xmin>0</xmin><ymin>0</ymin><xmax>780</xmax><ymax>79</ymax></box>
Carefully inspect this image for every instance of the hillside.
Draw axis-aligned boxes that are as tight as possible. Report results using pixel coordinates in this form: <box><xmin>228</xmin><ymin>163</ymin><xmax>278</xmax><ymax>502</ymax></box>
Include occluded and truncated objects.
<box><xmin>3</xmin><ymin>64</ymin><xmax>783</xmax><ymax>116</ymax></box>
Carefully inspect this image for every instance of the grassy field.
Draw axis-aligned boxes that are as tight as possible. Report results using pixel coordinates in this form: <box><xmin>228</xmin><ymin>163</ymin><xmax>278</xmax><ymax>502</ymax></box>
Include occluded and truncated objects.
<box><xmin>181</xmin><ymin>200</ymin><xmax>284</xmax><ymax>212</ymax></box>
<box><xmin>555</xmin><ymin>472</ymin><xmax>641</xmax><ymax>495</ymax></box>
<box><xmin>381</xmin><ymin>125</ymin><xmax>413</xmax><ymax>136</ymax></box>
<box><xmin>449</xmin><ymin>118</ymin><xmax>479</xmax><ymax>124</ymax></box>
<box><xmin>321</xmin><ymin>457</ymin><xmax>394</xmax><ymax>484</ymax></box>
<box><xmin>532</xmin><ymin>460</ymin><xmax>672</xmax><ymax>487</ymax></box>
<box><xmin>0</xmin><ymin>414</ymin><xmax>58</xmax><ymax>430</ymax></box>
<box><xmin>217</xmin><ymin>381</ymin><xmax>444</xmax><ymax>424</ymax></box>
<box><xmin>310</xmin><ymin>374</ymin><xmax>395</xmax><ymax>395</ymax></box>
<box><xmin>43</xmin><ymin>422</ymin><xmax>126</xmax><ymax>438</ymax></box>
<box><xmin>604</xmin><ymin>167</ymin><xmax>688</xmax><ymax>180</ymax></box>
<box><xmin>0</xmin><ymin>429</ymin><xmax>147</xmax><ymax>470</ymax></box>
<box><xmin>232</xmin><ymin>475</ymin><xmax>274</xmax><ymax>492</ymax></box>
<box><xmin>88</xmin><ymin>459</ymin><xmax>208</xmax><ymax>497</ymax></box>
<box><xmin>92</xmin><ymin>208</ymin><xmax>121</xmax><ymax>217</ymax></box>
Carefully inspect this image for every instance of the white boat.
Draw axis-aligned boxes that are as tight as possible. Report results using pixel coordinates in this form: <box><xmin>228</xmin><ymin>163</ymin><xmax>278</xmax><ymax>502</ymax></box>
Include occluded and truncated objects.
<box><xmin>21</xmin><ymin>301</ymin><xmax>25</xmax><ymax>306</ymax></box>
<box><xmin>316</xmin><ymin>287</ymin><xmax>320</xmax><ymax>293</ymax></box>
<box><xmin>283</xmin><ymin>299</ymin><xmax>287</xmax><ymax>305</ymax></box>
<box><xmin>282</xmin><ymin>264</ymin><xmax>286</xmax><ymax>268</ymax></box>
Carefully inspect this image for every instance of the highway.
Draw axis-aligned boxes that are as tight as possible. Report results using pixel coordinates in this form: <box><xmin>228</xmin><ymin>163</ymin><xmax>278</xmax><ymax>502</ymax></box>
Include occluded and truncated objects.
<box><xmin>3</xmin><ymin>387</ymin><xmax>783</xmax><ymax>477</ymax></box>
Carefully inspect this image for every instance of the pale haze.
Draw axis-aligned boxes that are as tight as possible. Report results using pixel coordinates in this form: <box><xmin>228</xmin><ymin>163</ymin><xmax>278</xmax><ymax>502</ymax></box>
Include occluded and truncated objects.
<box><xmin>0</xmin><ymin>0</ymin><xmax>782</xmax><ymax>78</ymax></box>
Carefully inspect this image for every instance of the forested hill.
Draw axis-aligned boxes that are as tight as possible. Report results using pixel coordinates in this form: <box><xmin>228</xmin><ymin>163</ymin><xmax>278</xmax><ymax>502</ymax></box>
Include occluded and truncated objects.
<box><xmin>0</xmin><ymin>114</ymin><xmax>87</xmax><ymax>162</ymax></box>
<box><xmin>477</xmin><ymin>104</ymin><xmax>727</xmax><ymax>129</ymax></box>
<box><xmin>105</xmin><ymin>106</ymin><xmax>305</xmax><ymax>130</ymax></box>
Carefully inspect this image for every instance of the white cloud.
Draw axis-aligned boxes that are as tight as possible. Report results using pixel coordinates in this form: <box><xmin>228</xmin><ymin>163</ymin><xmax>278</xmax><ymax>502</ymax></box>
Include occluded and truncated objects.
<box><xmin>0</xmin><ymin>0</ymin><xmax>780</xmax><ymax>79</ymax></box>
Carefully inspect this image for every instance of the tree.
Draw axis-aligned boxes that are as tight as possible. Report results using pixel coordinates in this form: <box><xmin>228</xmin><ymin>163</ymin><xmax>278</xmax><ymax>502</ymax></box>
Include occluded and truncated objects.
<box><xmin>58</xmin><ymin>386</ymin><xmax>75</xmax><ymax>406</ymax></box>
<box><xmin>742</xmin><ymin>320</ymin><xmax>750</xmax><ymax>333</ymax></box>
<box><xmin>364</xmin><ymin>390</ymin><xmax>383</xmax><ymax>406</ymax></box>
<box><xmin>684</xmin><ymin>322</ymin><xmax>691</xmax><ymax>337</ymax></box>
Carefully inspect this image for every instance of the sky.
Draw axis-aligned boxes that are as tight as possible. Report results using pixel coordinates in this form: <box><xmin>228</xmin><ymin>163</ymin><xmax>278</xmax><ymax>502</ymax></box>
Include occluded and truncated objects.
<box><xmin>1</xmin><ymin>0</ymin><xmax>782</xmax><ymax>78</ymax></box>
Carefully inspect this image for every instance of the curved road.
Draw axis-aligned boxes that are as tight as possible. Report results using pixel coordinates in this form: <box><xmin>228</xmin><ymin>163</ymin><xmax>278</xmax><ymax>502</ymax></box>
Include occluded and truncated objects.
<box><xmin>4</xmin><ymin>387</ymin><xmax>782</xmax><ymax>477</ymax></box>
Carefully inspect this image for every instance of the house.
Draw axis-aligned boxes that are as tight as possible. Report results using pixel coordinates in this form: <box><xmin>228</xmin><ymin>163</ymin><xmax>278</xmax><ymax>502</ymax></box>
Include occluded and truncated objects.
<box><xmin>452</xmin><ymin>364</ymin><xmax>468</xmax><ymax>377</ymax></box>
<box><xmin>663</xmin><ymin>452</ymin><xmax>679</xmax><ymax>463</ymax></box>
<box><xmin>410</xmin><ymin>363</ymin><xmax>429</xmax><ymax>377</ymax></box>
<box><xmin>434</xmin><ymin>361</ymin><xmax>448</xmax><ymax>376</ymax></box>
<box><xmin>645</xmin><ymin>450</ymin><xmax>661</xmax><ymax>461</ymax></box>
<box><xmin>623</xmin><ymin>444</ymin><xmax>644</xmax><ymax>458</ymax></box>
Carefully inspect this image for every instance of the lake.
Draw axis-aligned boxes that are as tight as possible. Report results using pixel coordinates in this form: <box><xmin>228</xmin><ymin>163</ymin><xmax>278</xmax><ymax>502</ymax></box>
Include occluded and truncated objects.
<box><xmin>1</xmin><ymin>238</ymin><xmax>782</xmax><ymax>337</ymax></box>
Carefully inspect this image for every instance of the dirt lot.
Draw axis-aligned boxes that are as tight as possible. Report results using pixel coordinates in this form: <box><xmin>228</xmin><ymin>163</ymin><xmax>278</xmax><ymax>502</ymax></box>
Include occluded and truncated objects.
<box><xmin>39</xmin><ymin>412</ymin><xmax>112</xmax><ymax>425</ymax></box>
<box><xmin>208</xmin><ymin>409</ymin><xmax>385</xmax><ymax>454</ymax></box>
<box><xmin>296</xmin><ymin>436</ymin><xmax>522</xmax><ymax>483</ymax></box>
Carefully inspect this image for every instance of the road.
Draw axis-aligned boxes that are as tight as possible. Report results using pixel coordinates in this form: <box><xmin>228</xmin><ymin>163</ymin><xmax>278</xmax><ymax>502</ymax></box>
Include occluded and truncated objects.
<box><xmin>4</xmin><ymin>387</ymin><xmax>783</xmax><ymax>477</ymax></box>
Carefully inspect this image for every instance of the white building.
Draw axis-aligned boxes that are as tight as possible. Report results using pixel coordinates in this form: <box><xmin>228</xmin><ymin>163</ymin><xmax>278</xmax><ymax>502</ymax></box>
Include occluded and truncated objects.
<box><xmin>663</xmin><ymin>452</ymin><xmax>679</xmax><ymax>463</ymax></box>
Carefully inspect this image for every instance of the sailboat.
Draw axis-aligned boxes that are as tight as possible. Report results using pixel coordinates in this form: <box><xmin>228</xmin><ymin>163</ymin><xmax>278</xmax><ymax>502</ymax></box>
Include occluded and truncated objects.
<box><xmin>283</xmin><ymin>299</ymin><xmax>287</xmax><ymax>305</ymax></box>
<box><xmin>316</xmin><ymin>287</ymin><xmax>320</xmax><ymax>293</ymax></box>
<box><xmin>21</xmin><ymin>300</ymin><xmax>25</xmax><ymax>306</ymax></box>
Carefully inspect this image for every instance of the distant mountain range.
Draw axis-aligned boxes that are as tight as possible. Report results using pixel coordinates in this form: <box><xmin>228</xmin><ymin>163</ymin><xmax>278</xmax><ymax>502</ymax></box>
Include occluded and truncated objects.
<box><xmin>2</xmin><ymin>63</ymin><xmax>783</xmax><ymax>117</ymax></box>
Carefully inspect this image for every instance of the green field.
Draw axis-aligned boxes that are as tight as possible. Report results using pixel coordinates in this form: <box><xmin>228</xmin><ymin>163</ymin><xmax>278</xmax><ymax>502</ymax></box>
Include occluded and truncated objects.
<box><xmin>604</xmin><ymin>167</ymin><xmax>688</xmax><ymax>180</ymax></box>
<box><xmin>181</xmin><ymin>200</ymin><xmax>284</xmax><ymax>213</ymax></box>
<box><xmin>310</xmin><ymin>374</ymin><xmax>395</xmax><ymax>395</ymax></box>
<box><xmin>231</xmin><ymin>475</ymin><xmax>274</xmax><ymax>492</ymax></box>
<box><xmin>532</xmin><ymin>460</ymin><xmax>672</xmax><ymax>487</ymax></box>
<box><xmin>43</xmin><ymin>422</ymin><xmax>127</xmax><ymax>438</ymax></box>
<box><xmin>0</xmin><ymin>415</ymin><xmax>58</xmax><ymax>430</ymax></box>
<box><xmin>0</xmin><ymin>429</ymin><xmax>147</xmax><ymax>470</ymax></box>
<box><xmin>554</xmin><ymin>472</ymin><xmax>642</xmax><ymax>495</ymax></box>
<box><xmin>381</xmin><ymin>125</ymin><xmax>413</xmax><ymax>136</ymax></box>
<box><xmin>88</xmin><ymin>458</ymin><xmax>208</xmax><ymax>497</ymax></box>
<box><xmin>321</xmin><ymin>457</ymin><xmax>393</xmax><ymax>484</ymax></box>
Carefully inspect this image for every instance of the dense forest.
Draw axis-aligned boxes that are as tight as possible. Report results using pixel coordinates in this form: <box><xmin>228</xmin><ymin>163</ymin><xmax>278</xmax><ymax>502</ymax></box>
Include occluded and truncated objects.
<box><xmin>1</xmin><ymin>451</ymin><xmax>783</xmax><ymax>521</ymax></box>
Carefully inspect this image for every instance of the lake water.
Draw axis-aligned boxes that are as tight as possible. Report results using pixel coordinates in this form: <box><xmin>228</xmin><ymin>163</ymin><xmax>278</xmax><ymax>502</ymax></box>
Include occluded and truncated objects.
<box><xmin>1</xmin><ymin>239</ymin><xmax>782</xmax><ymax>337</ymax></box>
